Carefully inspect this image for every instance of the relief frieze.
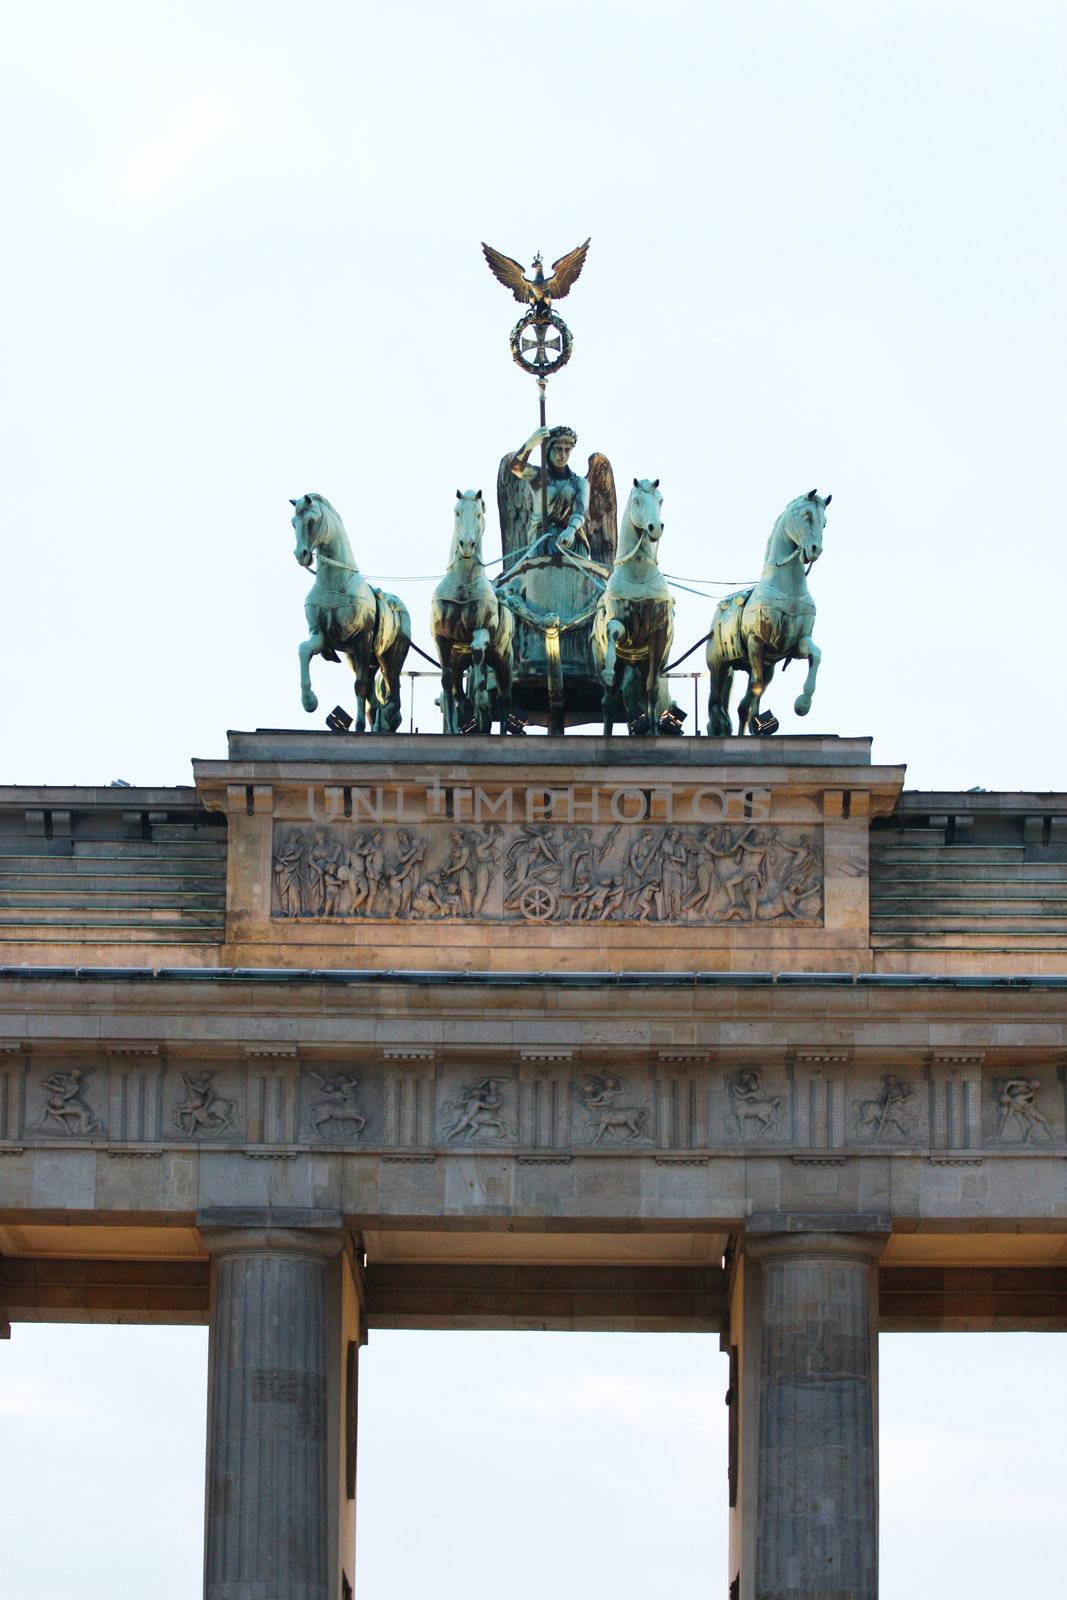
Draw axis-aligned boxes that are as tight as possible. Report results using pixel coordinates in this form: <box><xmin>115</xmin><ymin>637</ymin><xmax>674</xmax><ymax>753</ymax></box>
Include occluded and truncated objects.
<box><xmin>7</xmin><ymin>1058</ymin><xmax>1067</xmax><ymax>1158</ymax></box>
<box><xmin>270</xmin><ymin>821</ymin><xmax>823</xmax><ymax>927</ymax></box>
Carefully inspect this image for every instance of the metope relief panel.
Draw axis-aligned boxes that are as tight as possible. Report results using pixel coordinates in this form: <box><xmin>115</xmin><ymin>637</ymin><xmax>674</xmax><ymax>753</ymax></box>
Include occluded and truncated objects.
<box><xmin>270</xmin><ymin>822</ymin><xmax>823</xmax><ymax>927</ymax></box>
<box><xmin>720</xmin><ymin>1069</ymin><xmax>788</xmax><ymax>1144</ymax></box>
<box><xmin>849</xmin><ymin>1073</ymin><xmax>926</xmax><ymax>1146</ymax></box>
<box><xmin>988</xmin><ymin>1074</ymin><xmax>1061</xmax><ymax>1145</ymax></box>
<box><xmin>575</xmin><ymin>1072</ymin><xmax>653</xmax><ymax>1146</ymax></box>
<box><xmin>299</xmin><ymin>1067</ymin><xmax>389</xmax><ymax>1145</ymax></box>
<box><xmin>29</xmin><ymin>1064</ymin><xmax>107</xmax><ymax>1140</ymax></box>
<box><xmin>168</xmin><ymin>1067</ymin><xmax>240</xmax><ymax>1141</ymax></box>
<box><xmin>437</xmin><ymin>1074</ymin><xmax>517</xmax><ymax>1144</ymax></box>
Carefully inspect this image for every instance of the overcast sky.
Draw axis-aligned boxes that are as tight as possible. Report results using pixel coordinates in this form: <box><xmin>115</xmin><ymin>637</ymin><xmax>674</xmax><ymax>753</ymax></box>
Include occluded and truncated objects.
<box><xmin>2</xmin><ymin>3</ymin><xmax>1065</xmax><ymax>1595</ymax></box>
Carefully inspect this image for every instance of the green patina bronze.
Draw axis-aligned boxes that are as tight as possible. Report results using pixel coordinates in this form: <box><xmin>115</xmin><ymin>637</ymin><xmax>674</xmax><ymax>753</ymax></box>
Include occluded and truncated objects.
<box><xmin>706</xmin><ymin>490</ymin><xmax>830</xmax><ymax>736</ymax></box>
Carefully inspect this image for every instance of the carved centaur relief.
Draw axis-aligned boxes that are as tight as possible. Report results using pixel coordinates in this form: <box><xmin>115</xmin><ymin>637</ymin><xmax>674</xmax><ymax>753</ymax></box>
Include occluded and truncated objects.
<box><xmin>270</xmin><ymin>822</ymin><xmax>823</xmax><ymax>927</ymax></box>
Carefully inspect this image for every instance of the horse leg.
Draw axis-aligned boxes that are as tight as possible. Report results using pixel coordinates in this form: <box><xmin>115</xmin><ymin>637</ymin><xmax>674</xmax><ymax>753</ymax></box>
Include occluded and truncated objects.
<box><xmin>372</xmin><ymin>639</ymin><xmax>403</xmax><ymax>734</ymax></box>
<box><xmin>706</xmin><ymin>636</ymin><xmax>734</xmax><ymax>737</ymax></box>
<box><xmin>347</xmin><ymin>645</ymin><xmax>373</xmax><ymax>734</ymax></box>
<box><xmin>601</xmin><ymin>618</ymin><xmax>624</xmax><ymax>689</ymax></box>
<box><xmin>601</xmin><ymin>619</ymin><xmax>625</xmax><ymax>736</ymax></box>
<box><xmin>646</xmin><ymin>636</ymin><xmax>666</xmax><ymax>733</ymax></box>
<box><xmin>437</xmin><ymin>640</ymin><xmax>457</xmax><ymax>734</ymax></box>
<box><xmin>298</xmin><ymin>632</ymin><xmax>324</xmax><ymax>713</ymax></box>
<box><xmin>470</xmin><ymin>628</ymin><xmax>492</xmax><ymax>734</ymax></box>
<box><xmin>793</xmin><ymin>635</ymin><xmax>821</xmax><ymax>717</ymax></box>
<box><xmin>744</xmin><ymin>637</ymin><xmax>768</xmax><ymax>734</ymax></box>
<box><xmin>492</xmin><ymin>640</ymin><xmax>512</xmax><ymax>735</ymax></box>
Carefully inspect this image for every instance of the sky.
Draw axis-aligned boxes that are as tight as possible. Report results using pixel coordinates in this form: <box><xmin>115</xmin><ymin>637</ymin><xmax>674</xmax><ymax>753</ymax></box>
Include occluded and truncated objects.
<box><xmin>2</xmin><ymin>2</ymin><xmax>1066</xmax><ymax>1595</ymax></box>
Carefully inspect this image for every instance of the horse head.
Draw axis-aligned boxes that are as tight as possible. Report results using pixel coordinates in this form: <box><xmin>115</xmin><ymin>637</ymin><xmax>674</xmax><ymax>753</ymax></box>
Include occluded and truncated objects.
<box><xmin>621</xmin><ymin>478</ymin><xmax>664</xmax><ymax>557</ymax></box>
<box><xmin>290</xmin><ymin>492</ymin><xmax>341</xmax><ymax>569</ymax></box>
<box><xmin>775</xmin><ymin>489</ymin><xmax>831</xmax><ymax>567</ymax></box>
<box><xmin>450</xmin><ymin>489</ymin><xmax>486</xmax><ymax>566</ymax></box>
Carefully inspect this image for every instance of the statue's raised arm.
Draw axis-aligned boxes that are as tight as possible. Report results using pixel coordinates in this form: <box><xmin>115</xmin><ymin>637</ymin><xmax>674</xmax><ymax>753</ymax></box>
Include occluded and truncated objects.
<box><xmin>503</xmin><ymin>423</ymin><xmax>590</xmax><ymax>559</ymax></box>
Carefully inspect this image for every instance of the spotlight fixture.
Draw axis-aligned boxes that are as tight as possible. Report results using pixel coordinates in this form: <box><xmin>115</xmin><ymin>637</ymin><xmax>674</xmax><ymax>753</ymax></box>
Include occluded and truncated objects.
<box><xmin>505</xmin><ymin>710</ymin><xmax>528</xmax><ymax>736</ymax></box>
<box><xmin>659</xmin><ymin>703</ymin><xmax>687</xmax><ymax>736</ymax></box>
<box><xmin>325</xmin><ymin>705</ymin><xmax>354</xmax><ymax>733</ymax></box>
<box><xmin>459</xmin><ymin>715</ymin><xmax>481</xmax><ymax>736</ymax></box>
<box><xmin>627</xmin><ymin>712</ymin><xmax>653</xmax><ymax>737</ymax></box>
<box><xmin>751</xmin><ymin>711</ymin><xmax>779</xmax><ymax>736</ymax></box>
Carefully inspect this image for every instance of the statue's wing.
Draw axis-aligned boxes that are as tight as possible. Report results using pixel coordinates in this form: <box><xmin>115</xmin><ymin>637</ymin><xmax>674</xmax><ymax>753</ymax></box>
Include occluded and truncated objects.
<box><xmin>546</xmin><ymin>238</ymin><xmax>591</xmax><ymax>300</ymax></box>
<box><xmin>481</xmin><ymin>242</ymin><xmax>531</xmax><ymax>303</ymax></box>
<box><xmin>496</xmin><ymin>452</ymin><xmax>534</xmax><ymax>563</ymax></box>
<box><xmin>586</xmin><ymin>452</ymin><xmax>618</xmax><ymax>566</ymax></box>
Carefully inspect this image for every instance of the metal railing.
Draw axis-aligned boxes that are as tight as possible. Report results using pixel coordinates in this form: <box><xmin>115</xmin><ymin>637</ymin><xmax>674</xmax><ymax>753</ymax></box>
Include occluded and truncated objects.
<box><xmin>395</xmin><ymin>668</ymin><xmax>711</xmax><ymax>735</ymax></box>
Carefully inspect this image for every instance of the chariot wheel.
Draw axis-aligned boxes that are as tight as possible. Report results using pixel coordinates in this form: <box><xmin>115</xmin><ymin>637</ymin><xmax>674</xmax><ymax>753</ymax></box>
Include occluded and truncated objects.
<box><xmin>517</xmin><ymin>882</ymin><xmax>558</xmax><ymax>922</ymax></box>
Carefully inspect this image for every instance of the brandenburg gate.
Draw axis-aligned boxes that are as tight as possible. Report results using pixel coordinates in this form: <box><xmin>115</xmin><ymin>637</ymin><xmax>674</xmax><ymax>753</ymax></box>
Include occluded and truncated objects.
<box><xmin>3</xmin><ymin>731</ymin><xmax>1067</xmax><ymax>1598</ymax></box>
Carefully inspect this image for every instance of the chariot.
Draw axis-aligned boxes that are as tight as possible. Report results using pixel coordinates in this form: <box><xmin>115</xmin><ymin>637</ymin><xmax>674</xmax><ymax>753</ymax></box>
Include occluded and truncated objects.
<box><xmin>492</xmin><ymin>442</ymin><xmax>618</xmax><ymax>733</ymax></box>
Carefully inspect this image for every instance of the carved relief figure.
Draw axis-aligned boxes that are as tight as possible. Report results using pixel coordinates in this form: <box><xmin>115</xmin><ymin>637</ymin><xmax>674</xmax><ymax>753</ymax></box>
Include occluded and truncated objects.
<box><xmin>442</xmin><ymin>831</ymin><xmax>475</xmax><ymax>915</ymax></box>
<box><xmin>174</xmin><ymin>1072</ymin><xmax>235</xmax><ymax>1137</ymax></box>
<box><xmin>39</xmin><ymin>1068</ymin><xmax>102</xmax><ymax>1135</ymax></box>
<box><xmin>443</xmin><ymin>1078</ymin><xmax>515</xmax><ymax>1141</ymax></box>
<box><xmin>580</xmin><ymin>1073</ymin><xmax>648</xmax><ymax>1142</ymax></box>
<box><xmin>274</xmin><ymin>835</ymin><xmax>304</xmax><ymax>916</ymax></box>
<box><xmin>994</xmin><ymin>1078</ymin><xmax>1055</xmax><ymax>1143</ymax></box>
<box><xmin>271</xmin><ymin>822</ymin><xmax>822</xmax><ymax>926</ymax></box>
<box><xmin>311</xmin><ymin>1073</ymin><xmax>366</xmax><ymax>1138</ymax></box>
<box><xmin>304</xmin><ymin>830</ymin><xmax>334</xmax><ymax>916</ymax></box>
<box><xmin>387</xmin><ymin>831</ymin><xmax>426</xmax><ymax>917</ymax></box>
<box><xmin>726</xmin><ymin>1070</ymin><xmax>783</xmax><ymax>1139</ymax></box>
<box><xmin>470</xmin><ymin>827</ymin><xmax>501</xmax><ymax>914</ymax></box>
<box><xmin>856</xmin><ymin>1076</ymin><xmax>916</xmax><ymax>1141</ymax></box>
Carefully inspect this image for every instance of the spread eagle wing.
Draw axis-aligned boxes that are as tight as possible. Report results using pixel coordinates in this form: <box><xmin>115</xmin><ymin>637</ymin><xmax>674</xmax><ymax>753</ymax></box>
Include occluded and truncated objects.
<box><xmin>546</xmin><ymin>238</ymin><xmax>591</xmax><ymax>300</ymax></box>
<box><xmin>481</xmin><ymin>242</ymin><xmax>531</xmax><ymax>303</ymax></box>
<box><xmin>497</xmin><ymin>451</ymin><xmax>535</xmax><ymax>562</ymax></box>
<box><xmin>586</xmin><ymin>452</ymin><xmax>618</xmax><ymax>567</ymax></box>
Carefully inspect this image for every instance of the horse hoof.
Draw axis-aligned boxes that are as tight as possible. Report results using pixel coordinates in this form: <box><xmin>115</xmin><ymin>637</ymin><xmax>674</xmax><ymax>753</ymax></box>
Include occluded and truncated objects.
<box><xmin>302</xmin><ymin>691</ymin><xmax>319</xmax><ymax>713</ymax></box>
<box><xmin>794</xmin><ymin>695</ymin><xmax>811</xmax><ymax>716</ymax></box>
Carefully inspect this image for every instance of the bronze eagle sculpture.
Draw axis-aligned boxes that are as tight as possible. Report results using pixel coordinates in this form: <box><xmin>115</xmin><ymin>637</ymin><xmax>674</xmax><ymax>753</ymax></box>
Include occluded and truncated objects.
<box><xmin>481</xmin><ymin>238</ymin><xmax>591</xmax><ymax>311</ymax></box>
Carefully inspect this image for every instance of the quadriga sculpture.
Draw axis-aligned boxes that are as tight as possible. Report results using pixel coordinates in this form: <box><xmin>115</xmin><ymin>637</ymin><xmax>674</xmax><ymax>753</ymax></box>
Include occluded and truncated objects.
<box><xmin>591</xmin><ymin>478</ymin><xmax>674</xmax><ymax>735</ymax></box>
<box><xmin>706</xmin><ymin>489</ymin><xmax>830</xmax><ymax>736</ymax></box>
<box><xmin>291</xmin><ymin>493</ymin><xmax>411</xmax><ymax>733</ymax></box>
<box><xmin>431</xmin><ymin>489</ymin><xmax>515</xmax><ymax>733</ymax></box>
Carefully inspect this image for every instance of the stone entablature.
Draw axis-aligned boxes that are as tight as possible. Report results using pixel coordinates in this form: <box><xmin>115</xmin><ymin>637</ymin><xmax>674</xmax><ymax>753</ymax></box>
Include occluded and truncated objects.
<box><xmin>2</xmin><ymin>1041</ymin><xmax>1066</xmax><ymax>1159</ymax></box>
<box><xmin>8</xmin><ymin>737</ymin><xmax>1067</xmax><ymax>973</ymax></box>
<box><xmin>193</xmin><ymin>732</ymin><xmax>902</xmax><ymax>969</ymax></box>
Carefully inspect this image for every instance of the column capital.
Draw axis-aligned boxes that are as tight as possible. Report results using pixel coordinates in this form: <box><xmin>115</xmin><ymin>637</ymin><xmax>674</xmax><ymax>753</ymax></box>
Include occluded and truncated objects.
<box><xmin>197</xmin><ymin>1206</ymin><xmax>344</xmax><ymax>1261</ymax></box>
<box><xmin>744</xmin><ymin>1229</ymin><xmax>887</xmax><ymax>1267</ymax></box>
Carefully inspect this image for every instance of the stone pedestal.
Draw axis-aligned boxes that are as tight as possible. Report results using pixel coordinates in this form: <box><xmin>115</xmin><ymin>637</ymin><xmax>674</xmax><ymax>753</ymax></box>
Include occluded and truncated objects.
<box><xmin>733</xmin><ymin>1231</ymin><xmax>884</xmax><ymax>1600</ymax></box>
<box><xmin>201</xmin><ymin>1218</ymin><xmax>363</xmax><ymax>1600</ymax></box>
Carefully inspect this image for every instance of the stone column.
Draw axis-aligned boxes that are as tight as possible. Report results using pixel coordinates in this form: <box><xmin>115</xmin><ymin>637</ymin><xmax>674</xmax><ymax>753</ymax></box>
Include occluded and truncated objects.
<box><xmin>200</xmin><ymin>1218</ymin><xmax>356</xmax><ymax>1600</ymax></box>
<box><xmin>740</xmin><ymin>1231</ymin><xmax>884</xmax><ymax>1600</ymax></box>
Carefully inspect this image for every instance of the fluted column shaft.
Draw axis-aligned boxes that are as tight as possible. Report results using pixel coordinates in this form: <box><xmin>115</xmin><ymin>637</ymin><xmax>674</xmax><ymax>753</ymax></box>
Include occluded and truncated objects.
<box><xmin>744</xmin><ymin>1232</ymin><xmax>883</xmax><ymax>1600</ymax></box>
<box><xmin>202</xmin><ymin>1226</ymin><xmax>343</xmax><ymax>1600</ymax></box>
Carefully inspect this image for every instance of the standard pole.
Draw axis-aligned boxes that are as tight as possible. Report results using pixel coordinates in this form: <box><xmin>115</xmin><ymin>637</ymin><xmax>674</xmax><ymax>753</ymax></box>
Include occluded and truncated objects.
<box><xmin>537</xmin><ymin>371</ymin><xmax>550</xmax><ymax>557</ymax></box>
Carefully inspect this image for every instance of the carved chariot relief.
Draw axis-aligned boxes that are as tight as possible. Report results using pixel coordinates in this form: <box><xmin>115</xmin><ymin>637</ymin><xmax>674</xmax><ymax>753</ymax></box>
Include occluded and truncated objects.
<box><xmin>270</xmin><ymin>821</ymin><xmax>823</xmax><ymax>927</ymax></box>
